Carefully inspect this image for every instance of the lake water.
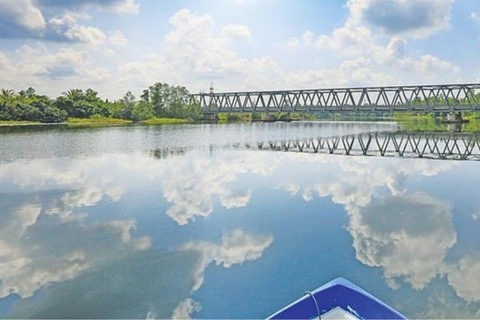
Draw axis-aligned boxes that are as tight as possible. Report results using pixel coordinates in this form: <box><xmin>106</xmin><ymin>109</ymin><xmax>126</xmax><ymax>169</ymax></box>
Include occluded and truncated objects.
<box><xmin>1</xmin><ymin>122</ymin><xmax>479</xmax><ymax>319</ymax></box>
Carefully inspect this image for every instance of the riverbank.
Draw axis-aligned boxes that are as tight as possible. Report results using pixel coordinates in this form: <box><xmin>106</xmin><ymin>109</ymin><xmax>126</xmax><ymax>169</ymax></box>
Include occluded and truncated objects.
<box><xmin>0</xmin><ymin>117</ymin><xmax>192</xmax><ymax>128</ymax></box>
<box><xmin>2</xmin><ymin>114</ymin><xmax>480</xmax><ymax>132</ymax></box>
<box><xmin>0</xmin><ymin>120</ymin><xmax>44</xmax><ymax>126</ymax></box>
<box><xmin>67</xmin><ymin>118</ymin><xmax>133</xmax><ymax>126</ymax></box>
<box><xmin>393</xmin><ymin>112</ymin><xmax>480</xmax><ymax>132</ymax></box>
<box><xmin>0</xmin><ymin>113</ymin><xmax>315</xmax><ymax>128</ymax></box>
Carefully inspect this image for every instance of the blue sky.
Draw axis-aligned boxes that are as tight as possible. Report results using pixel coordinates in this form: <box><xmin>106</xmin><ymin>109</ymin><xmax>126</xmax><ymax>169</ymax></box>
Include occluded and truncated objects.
<box><xmin>0</xmin><ymin>0</ymin><xmax>480</xmax><ymax>99</ymax></box>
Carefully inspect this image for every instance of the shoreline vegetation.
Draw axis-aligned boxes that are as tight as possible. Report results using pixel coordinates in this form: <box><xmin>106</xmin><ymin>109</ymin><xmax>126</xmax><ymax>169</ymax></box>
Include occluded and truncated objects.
<box><xmin>0</xmin><ymin>83</ymin><xmax>204</xmax><ymax>127</ymax></box>
<box><xmin>1</xmin><ymin>84</ymin><xmax>479</xmax><ymax>130</ymax></box>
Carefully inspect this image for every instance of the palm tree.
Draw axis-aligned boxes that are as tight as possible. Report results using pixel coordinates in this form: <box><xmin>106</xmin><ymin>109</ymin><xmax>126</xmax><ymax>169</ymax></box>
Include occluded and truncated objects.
<box><xmin>63</xmin><ymin>89</ymin><xmax>83</xmax><ymax>101</ymax></box>
<box><xmin>1</xmin><ymin>89</ymin><xmax>14</xmax><ymax>99</ymax></box>
<box><xmin>0</xmin><ymin>89</ymin><xmax>15</xmax><ymax>105</ymax></box>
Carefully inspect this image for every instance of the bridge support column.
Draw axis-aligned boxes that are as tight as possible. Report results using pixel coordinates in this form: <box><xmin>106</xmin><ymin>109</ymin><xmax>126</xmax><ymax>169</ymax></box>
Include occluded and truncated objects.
<box><xmin>261</xmin><ymin>114</ymin><xmax>277</xmax><ymax>122</ymax></box>
<box><xmin>278</xmin><ymin>113</ymin><xmax>293</xmax><ymax>122</ymax></box>
<box><xmin>202</xmin><ymin>113</ymin><xmax>219</xmax><ymax>122</ymax></box>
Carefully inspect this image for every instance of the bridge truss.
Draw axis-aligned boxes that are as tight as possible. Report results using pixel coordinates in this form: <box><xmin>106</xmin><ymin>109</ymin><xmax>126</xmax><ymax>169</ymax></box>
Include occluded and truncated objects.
<box><xmin>192</xmin><ymin>83</ymin><xmax>480</xmax><ymax>114</ymax></box>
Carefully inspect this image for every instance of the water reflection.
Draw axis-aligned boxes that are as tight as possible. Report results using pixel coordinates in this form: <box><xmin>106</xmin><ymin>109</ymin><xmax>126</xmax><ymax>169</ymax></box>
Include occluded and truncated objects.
<box><xmin>5</xmin><ymin>228</ymin><xmax>272</xmax><ymax>319</ymax></box>
<box><xmin>0</xmin><ymin>124</ymin><xmax>480</xmax><ymax>318</ymax></box>
<box><xmin>159</xmin><ymin>152</ymin><xmax>276</xmax><ymax>225</ymax></box>
<box><xmin>349</xmin><ymin>193</ymin><xmax>456</xmax><ymax>290</ymax></box>
<box><xmin>0</xmin><ymin>191</ymin><xmax>151</xmax><ymax>300</ymax></box>
<box><xmin>244</xmin><ymin>132</ymin><xmax>480</xmax><ymax>161</ymax></box>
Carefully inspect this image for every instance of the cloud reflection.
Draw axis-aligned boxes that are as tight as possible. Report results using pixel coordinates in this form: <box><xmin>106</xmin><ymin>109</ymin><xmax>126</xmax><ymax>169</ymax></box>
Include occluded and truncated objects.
<box><xmin>0</xmin><ymin>194</ymin><xmax>150</xmax><ymax>299</ymax></box>
<box><xmin>171</xmin><ymin>298</ymin><xmax>202</xmax><ymax>320</ymax></box>
<box><xmin>5</xmin><ymin>229</ymin><xmax>273</xmax><ymax>319</ymax></box>
<box><xmin>277</xmin><ymin>153</ymin><xmax>480</xmax><ymax>305</ymax></box>
<box><xmin>179</xmin><ymin>228</ymin><xmax>274</xmax><ymax>292</ymax></box>
<box><xmin>349</xmin><ymin>193</ymin><xmax>456</xmax><ymax>290</ymax></box>
<box><xmin>277</xmin><ymin>155</ymin><xmax>472</xmax><ymax>290</ymax></box>
<box><xmin>157</xmin><ymin>152</ymin><xmax>277</xmax><ymax>225</ymax></box>
<box><xmin>448</xmin><ymin>255</ymin><xmax>480</xmax><ymax>303</ymax></box>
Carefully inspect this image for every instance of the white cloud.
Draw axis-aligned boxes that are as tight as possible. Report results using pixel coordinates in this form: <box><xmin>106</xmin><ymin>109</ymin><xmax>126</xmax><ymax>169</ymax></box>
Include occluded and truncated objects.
<box><xmin>289</xmin><ymin>0</ymin><xmax>460</xmax><ymax>85</ymax></box>
<box><xmin>64</xmin><ymin>24</ymin><xmax>106</xmax><ymax>45</ymax></box>
<box><xmin>0</xmin><ymin>0</ymin><xmax>46</xmax><ymax>33</ymax></box>
<box><xmin>107</xmin><ymin>0</ymin><xmax>140</xmax><ymax>14</ymax></box>
<box><xmin>0</xmin><ymin>0</ymin><xmax>471</xmax><ymax>99</ymax></box>
<box><xmin>161</xmin><ymin>152</ymin><xmax>276</xmax><ymax>225</ymax></box>
<box><xmin>128</xmin><ymin>8</ymin><xmax>457</xmax><ymax>95</ymax></box>
<box><xmin>313</xmin><ymin>25</ymin><xmax>377</xmax><ymax>55</ymax></box>
<box><xmin>119</xmin><ymin>9</ymin><xmax>399</xmax><ymax>94</ymax></box>
<box><xmin>165</xmin><ymin>9</ymin><xmax>248</xmax><ymax>78</ymax></box>
<box><xmin>347</xmin><ymin>0</ymin><xmax>454</xmax><ymax>39</ymax></box>
<box><xmin>448</xmin><ymin>255</ymin><xmax>480</xmax><ymax>303</ymax></box>
<box><xmin>284</xmin><ymin>37</ymin><xmax>301</xmax><ymax>50</ymax></box>
<box><xmin>119</xmin><ymin>9</ymin><xmax>391</xmax><ymax>93</ymax></box>
<box><xmin>0</xmin><ymin>156</ymin><xmax>153</xmax><ymax>299</ymax></box>
<box><xmin>472</xmin><ymin>12</ymin><xmax>480</xmax><ymax>23</ymax></box>
<box><xmin>179</xmin><ymin>229</ymin><xmax>274</xmax><ymax>292</ymax></box>
<box><xmin>221</xmin><ymin>24</ymin><xmax>252</xmax><ymax>41</ymax></box>
<box><xmin>109</xmin><ymin>30</ymin><xmax>128</xmax><ymax>47</ymax></box>
<box><xmin>0</xmin><ymin>203</ymin><xmax>150</xmax><ymax>298</ymax></box>
<box><xmin>172</xmin><ymin>299</ymin><xmax>202</xmax><ymax>320</ymax></box>
<box><xmin>0</xmin><ymin>51</ymin><xmax>15</xmax><ymax>84</ymax></box>
<box><xmin>48</xmin><ymin>12</ymin><xmax>106</xmax><ymax>46</ymax></box>
<box><xmin>278</xmin><ymin>155</ymin><xmax>457</xmax><ymax>290</ymax></box>
<box><xmin>349</xmin><ymin>193</ymin><xmax>456</xmax><ymax>290</ymax></box>
<box><xmin>0</xmin><ymin>45</ymin><xmax>110</xmax><ymax>94</ymax></box>
<box><xmin>284</xmin><ymin>58</ymin><xmax>396</xmax><ymax>88</ymax></box>
<box><xmin>103</xmin><ymin>48</ymin><xmax>116</xmax><ymax>57</ymax></box>
<box><xmin>0</xmin><ymin>0</ymin><xmax>136</xmax><ymax>47</ymax></box>
<box><xmin>118</xmin><ymin>9</ymin><xmax>254</xmax><ymax>91</ymax></box>
<box><xmin>219</xmin><ymin>189</ymin><xmax>252</xmax><ymax>209</ymax></box>
<box><xmin>303</xmin><ymin>26</ymin><xmax>459</xmax><ymax>77</ymax></box>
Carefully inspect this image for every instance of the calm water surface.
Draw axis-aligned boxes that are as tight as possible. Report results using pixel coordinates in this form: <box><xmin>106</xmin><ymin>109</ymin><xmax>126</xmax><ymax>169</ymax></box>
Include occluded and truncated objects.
<box><xmin>0</xmin><ymin>122</ymin><xmax>479</xmax><ymax>319</ymax></box>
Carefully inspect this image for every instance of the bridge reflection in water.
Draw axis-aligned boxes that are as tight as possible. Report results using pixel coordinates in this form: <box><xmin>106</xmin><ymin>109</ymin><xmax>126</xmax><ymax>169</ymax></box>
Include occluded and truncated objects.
<box><xmin>243</xmin><ymin>132</ymin><xmax>480</xmax><ymax>161</ymax></box>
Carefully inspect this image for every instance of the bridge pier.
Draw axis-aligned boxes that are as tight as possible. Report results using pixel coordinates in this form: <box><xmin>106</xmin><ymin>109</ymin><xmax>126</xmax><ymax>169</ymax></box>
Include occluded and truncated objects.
<box><xmin>202</xmin><ymin>113</ymin><xmax>219</xmax><ymax>122</ymax></box>
<box><xmin>261</xmin><ymin>114</ymin><xmax>277</xmax><ymax>122</ymax></box>
<box><xmin>278</xmin><ymin>113</ymin><xmax>293</xmax><ymax>122</ymax></box>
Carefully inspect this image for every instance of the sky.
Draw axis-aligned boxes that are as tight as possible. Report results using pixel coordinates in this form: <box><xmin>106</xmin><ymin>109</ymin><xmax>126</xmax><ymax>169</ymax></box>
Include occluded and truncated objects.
<box><xmin>0</xmin><ymin>0</ymin><xmax>480</xmax><ymax>99</ymax></box>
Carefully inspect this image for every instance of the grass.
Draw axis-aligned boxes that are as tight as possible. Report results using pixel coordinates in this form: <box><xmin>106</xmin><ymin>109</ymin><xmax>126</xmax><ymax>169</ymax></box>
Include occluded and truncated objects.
<box><xmin>0</xmin><ymin>120</ymin><xmax>42</xmax><ymax>126</ymax></box>
<box><xmin>218</xmin><ymin>113</ymin><xmax>252</xmax><ymax>123</ymax></box>
<box><xmin>67</xmin><ymin>117</ymin><xmax>133</xmax><ymax>126</ymax></box>
<box><xmin>141</xmin><ymin>117</ymin><xmax>190</xmax><ymax>125</ymax></box>
<box><xmin>217</xmin><ymin>112</ymin><xmax>317</xmax><ymax>123</ymax></box>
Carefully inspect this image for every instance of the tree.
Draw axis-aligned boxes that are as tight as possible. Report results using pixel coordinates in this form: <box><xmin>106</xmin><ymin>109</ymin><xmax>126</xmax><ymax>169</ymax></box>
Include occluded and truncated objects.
<box><xmin>132</xmin><ymin>101</ymin><xmax>154</xmax><ymax>121</ymax></box>
<box><xmin>1</xmin><ymin>89</ymin><xmax>14</xmax><ymax>102</ymax></box>
<box><xmin>140</xmin><ymin>82</ymin><xmax>200</xmax><ymax>119</ymax></box>
<box><xmin>1</xmin><ymin>82</ymin><xmax>204</xmax><ymax>123</ymax></box>
<box><xmin>0</xmin><ymin>88</ymin><xmax>67</xmax><ymax>123</ymax></box>
<box><xmin>56</xmin><ymin>89</ymin><xmax>110</xmax><ymax>118</ymax></box>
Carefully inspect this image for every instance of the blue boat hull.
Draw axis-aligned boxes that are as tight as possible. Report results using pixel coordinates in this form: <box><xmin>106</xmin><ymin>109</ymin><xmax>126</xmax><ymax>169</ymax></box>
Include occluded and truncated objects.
<box><xmin>268</xmin><ymin>278</ymin><xmax>406</xmax><ymax>320</ymax></box>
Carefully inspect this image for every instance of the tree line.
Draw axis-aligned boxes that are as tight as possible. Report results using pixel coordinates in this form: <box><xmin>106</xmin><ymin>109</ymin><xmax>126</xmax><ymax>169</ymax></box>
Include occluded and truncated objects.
<box><xmin>0</xmin><ymin>83</ymin><xmax>203</xmax><ymax>123</ymax></box>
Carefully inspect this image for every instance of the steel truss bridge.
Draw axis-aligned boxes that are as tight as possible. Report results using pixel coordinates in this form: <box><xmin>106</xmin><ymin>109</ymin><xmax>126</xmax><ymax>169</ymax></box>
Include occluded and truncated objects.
<box><xmin>192</xmin><ymin>83</ymin><xmax>480</xmax><ymax>114</ymax></box>
<box><xmin>240</xmin><ymin>132</ymin><xmax>480</xmax><ymax>161</ymax></box>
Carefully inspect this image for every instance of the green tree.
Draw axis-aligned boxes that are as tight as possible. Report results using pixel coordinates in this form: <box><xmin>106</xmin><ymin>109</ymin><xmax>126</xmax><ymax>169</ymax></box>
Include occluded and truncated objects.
<box><xmin>140</xmin><ymin>82</ymin><xmax>201</xmax><ymax>119</ymax></box>
<box><xmin>132</xmin><ymin>101</ymin><xmax>154</xmax><ymax>121</ymax></box>
<box><xmin>116</xmin><ymin>91</ymin><xmax>136</xmax><ymax>119</ymax></box>
<box><xmin>56</xmin><ymin>89</ymin><xmax>110</xmax><ymax>118</ymax></box>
